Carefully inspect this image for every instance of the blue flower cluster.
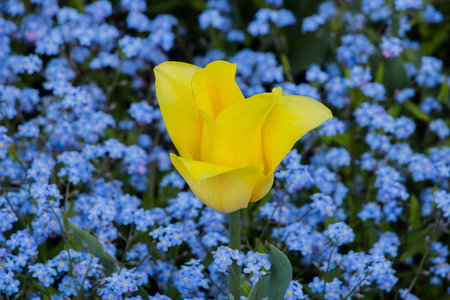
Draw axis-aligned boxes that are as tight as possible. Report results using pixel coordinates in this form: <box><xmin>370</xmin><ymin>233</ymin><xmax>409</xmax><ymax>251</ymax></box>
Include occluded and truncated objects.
<box><xmin>1</xmin><ymin>0</ymin><xmax>449</xmax><ymax>299</ymax></box>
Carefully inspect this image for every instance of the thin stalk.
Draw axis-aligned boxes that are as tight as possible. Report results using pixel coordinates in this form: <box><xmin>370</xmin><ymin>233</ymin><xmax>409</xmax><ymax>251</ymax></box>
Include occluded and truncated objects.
<box><xmin>79</xmin><ymin>218</ymin><xmax>102</xmax><ymax>298</ymax></box>
<box><xmin>203</xmin><ymin>270</ymin><xmax>227</xmax><ymax>297</ymax></box>
<box><xmin>322</xmin><ymin>243</ymin><xmax>338</xmax><ymax>299</ymax></box>
<box><xmin>255</xmin><ymin>191</ymin><xmax>285</xmax><ymax>250</ymax></box>
<box><xmin>3</xmin><ymin>194</ymin><xmax>27</xmax><ymax>228</ymax></box>
<box><xmin>340</xmin><ymin>272</ymin><xmax>371</xmax><ymax>300</ymax></box>
<box><xmin>227</xmin><ymin>210</ymin><xmax>241</xmax><ymax>300</ymax></box>
<box><xmin>404</xmin><ymin>211</ymin><xmax>442</xmax><ymax>299</ymax></box>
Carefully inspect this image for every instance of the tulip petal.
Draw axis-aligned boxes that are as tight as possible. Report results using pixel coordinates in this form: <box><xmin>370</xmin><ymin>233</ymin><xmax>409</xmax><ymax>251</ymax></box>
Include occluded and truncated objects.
<box><xmin>250</xmin><ymin>172</ymin><xmax>274</xmax><ymax>202</ymax></box>
<box><xmin>215</xmin><ymin>89</ymin><xmax>281</xmax><ymax>168</ymax></box>
<box><xmin>192</xmin><ymin>71</ymin><xmax>216</xmax><ymax>119</ymax></box>
<box><xmin>262</xmin><ymin>95</ymin><xmax>332</xmax><ymax>172</ymax></box>
<box><xmin>192</xmin><ymin>61</ymin><xmax>245</xmax><ymax>119</ymax></box>
<box><xmin>171</xmin><ymin>154</ymin><xmax>264</xmax><ymax>213</ymax></box>
<box><xmin>199</xmin><ymin>109</ymin><xmax>235</xmax><ymax>166</ymax></box>
<box><xmin>154</xmin><ymin>61</ymin><xmax>202</xmax><ymax>160</ymax></box>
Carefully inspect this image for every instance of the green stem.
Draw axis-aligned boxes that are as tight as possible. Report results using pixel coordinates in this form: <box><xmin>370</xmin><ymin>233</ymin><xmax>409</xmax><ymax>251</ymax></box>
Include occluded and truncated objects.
<box><xmin>228</xmin><ymin>210</ymin><xmax>241</xmax><ymax>300</ymax></box>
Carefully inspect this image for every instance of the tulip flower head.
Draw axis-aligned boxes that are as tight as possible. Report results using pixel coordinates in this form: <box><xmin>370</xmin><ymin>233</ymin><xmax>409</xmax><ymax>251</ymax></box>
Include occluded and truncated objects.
<box><xmin>154</xmin><ymin>60</ymin><xmax>332</xmax><ymax>213</ymax></box>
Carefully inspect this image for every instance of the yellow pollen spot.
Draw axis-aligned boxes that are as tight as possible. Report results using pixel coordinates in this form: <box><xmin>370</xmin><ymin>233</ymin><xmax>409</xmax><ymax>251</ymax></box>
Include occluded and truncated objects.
<box><xmin>184</xmin><ymin>278</ymin><xmax>188</xmax><ymax>282</ymax></box>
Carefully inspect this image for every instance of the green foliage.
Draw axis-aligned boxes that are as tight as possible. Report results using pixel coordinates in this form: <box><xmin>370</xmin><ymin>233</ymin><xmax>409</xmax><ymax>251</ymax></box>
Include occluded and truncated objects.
<box><xmin>65</xmin><ymin>220</ymin><xmax>116</xmax><ymax>276</ymax></box>
<box><xmin>248</xmin><ymin>242</ymin><xmax>292</xmax><ymax>300</ymax></box>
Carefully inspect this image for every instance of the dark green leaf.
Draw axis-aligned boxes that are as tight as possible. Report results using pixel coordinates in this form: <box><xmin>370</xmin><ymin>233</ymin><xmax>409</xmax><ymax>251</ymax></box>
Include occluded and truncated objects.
<box><xmin>398</xmin><ymin>241</ymin><xmax>426</xmax><ymax>262</ymax></box>
<box><xmin>375</xmin><ymin>61</ymin><xmax>384</xmax><ymax>83</ymax></box>
<box><xmin>438</xmin><ymin>76</ymin><xmax>449</xmax><ymax>103</ymax></box>
<box><xmin>248</xmin><ymin>242</ymin><xmax>292</xmax><ymax>300</ymax></box>
<box><xmin>382</xmin><ymin>57</ymin><xmax>408</xmax><ymax>91</ymax></box>
<box><xmin>409</xmin><ymin>195</ymin><xmax>421</xmax><ymax>229</ymax></box>
<box><xmin>65</xmin><ymin>220</ymin><xmax>116</xmax><ymax>276</ymax></box>
<box><xmin>404</xmin><ymin>100</ymin><xmax>430</xmax><ymax>122</ymax></box>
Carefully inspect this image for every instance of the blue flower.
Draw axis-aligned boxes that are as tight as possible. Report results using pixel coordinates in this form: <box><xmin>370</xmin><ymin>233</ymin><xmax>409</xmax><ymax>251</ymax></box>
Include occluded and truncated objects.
<box><xmin>308</xmin><ymin>276</ymin><xmax>324</xmax><ymax>293</ymax></box>
<box><xmin>120</xmin><ymin>0</ymin><xmax>147</xmax><ymax>12</ymax></box>
<box><xmin>394</xmin><ymin>0</ymin><xmax>422</xmax><ymax>11</ymax></box>
<box><xmin>370</xmin><ymin>232</ymin><xmax>400</xmax><ymax>258</ymax></box>
<box><xmin>285</xmin><ymin>280</ymin><xmax>305</xmax><ymax>299</ymax></box>
<box><xmin>306</xmin><ymin>64</ymin><xmax>329</xmax><ymax>83</ymax></box>
<box><xmin>422</xmin><ymin>5</ymin><xmax>444</xmax><ymax>24</ymax></box>
<box><xmin>430</xmin><ymin>119</ymin><xmax>450</xmax><ymax>139</ymax></box>
<box><xmin>433</xmin><ymin>190</ymin><xmax>450</xmax><ymax>218</ymax></box>
<box><xmin>420</xmin><ymin>96</ymin><xmax>442</xmax><ymax>114</ymax></box>
<box><xmin>249</xmin><ymin>8</ymin><xmax>295</xmax><ymax>36</ymax></box>
<box><xmin>199</xmin><ymin>9</ymin><xmax>231</xmax><ymax>31</ymax></box>
<box><xmin>310</xmin><ymin>193</ymin><xmax>336</xmax><ymax>217</ymax></box>
<box><xmin>415</xmin><ymin>56</ymin><xmax>443</xmax><ymax>88</ymax></box>
<box><xmin>28</xmin><ymin>263</ymin><xmax>57</xmax><ymax>287</ymax></box>
<box><xmin>324</xmin><ymin>222</ymin><xmax>355</xmax><ymax>245</ymax></box>
<box><xmin>318</xmin><ymin>118</ymin><xmax>346</xmax><ymax>137</ymax></box>
<box><xmin>129</xmin><ymin>101</ymin><xmax>156</xmax><ymax>125</ymax></box>
<box><xmin>394</xmin><ymin>88</ymin><xmax>415</xmax><ymax>104</ymax></box>
<box><xmin>126</xmin><ymin>11</ymin><xmax>151</xmax><ymax>32</ymax></box>
<box><xmin>380</xmin><ymin>36</ymin><xmax>403</xmax><ymax>58</ymax></box>
<box><xmin>212</xmin><ymin>246</ymin><xmax>233</xmax><ymax>272</ymax></box>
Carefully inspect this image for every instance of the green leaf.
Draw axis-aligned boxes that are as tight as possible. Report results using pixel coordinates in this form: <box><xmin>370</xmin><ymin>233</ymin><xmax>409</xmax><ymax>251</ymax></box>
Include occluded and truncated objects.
<box><xmin>409</xmin><ymin>195</ymin><xmax>421</xmax><ymax>229</ymax></box>
<box><xmin>398</xmin><ymin>240</ymin><xmax>426</xmax><ymax>262</ymax></box>
<box><xmin>330</xmin><ymin>134</ymin><xmax>351</xmax><ymax>147</ymax></box>
<box><xmin>283</xmin><ymin>0</ymin><xmax>330</xmax><ymax>75</ymax></box>
<box><xmin>31</xmin><ymin>279</ymin><xmax>59</xmax><ymax>298</ymax></box>
<box><xmin>70</xmin><ymin>0</ymin><xmax>84</xmax><ymax>12</ymax></box>
<box><xmin>382</xmin><ymin>57</ymin><xmax>408</xmax><ymax>91</ymax></box>
<box><xmin>65</xmin><ymin>220</ymin><xmax>116</xmax><ymax>276</ymax></box>
<box><xmin>375</xmin><ymin>61</ymin><xmax>384</xmax><ymax>83</ymax></box>
<box><xmin>248</xmin><ymin>242</ymin><xmax>292</xmax><ymax>300</ymax></box>
<box><xmin>389</xmin><ymin>103</ymin><xmax>401</xmax><ymax>118</ymax></box>
<box><xmin>135</xmin><ymin>286</ymin><xmax>150</xmax><ymax>299</ymax></box>
<box><xmin>438</xmin><ymin>76</ymin><xmax>448</xmax><ymax>103</ymax></box>
<box><xmin>404</xmin><ymin>100</ymin><xmax>430</xmax><ymax>122</ymax></box>
<box><xmin>398</xmin><ymin>229</ymin><xmax>428</xmax><ymax>262</ymax></box>
<box><xmin>421</xmin><ymin>26</ymin><xmax>448</xmax><ymax>55</ymax></box>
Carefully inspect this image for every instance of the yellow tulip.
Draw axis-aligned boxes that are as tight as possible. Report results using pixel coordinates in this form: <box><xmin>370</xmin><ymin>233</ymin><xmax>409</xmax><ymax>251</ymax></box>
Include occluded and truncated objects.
<box><xmin>154</xmin><ymin>60</ymin><xmax>332</xmax><ymax>213</ymax></box>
